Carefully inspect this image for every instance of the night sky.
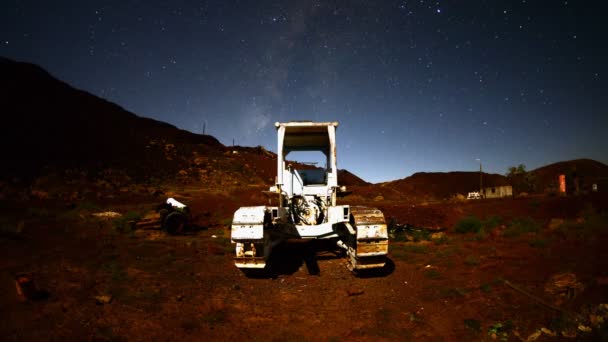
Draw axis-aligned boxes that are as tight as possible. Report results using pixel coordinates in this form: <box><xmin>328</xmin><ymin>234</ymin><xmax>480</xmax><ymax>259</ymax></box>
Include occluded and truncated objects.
<box><xmin>1</xmin><ymin>1</ymin><xmax>607</xmax><ymax>182</ymax></box>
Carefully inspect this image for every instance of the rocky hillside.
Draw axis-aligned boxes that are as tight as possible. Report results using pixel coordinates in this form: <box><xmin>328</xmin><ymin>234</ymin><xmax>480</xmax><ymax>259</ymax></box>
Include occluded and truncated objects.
<box><xmin>0</xmin><ymin>58</ymin><xmax>367</xmax><ymax>198</ymax></box>
<box><xmin>0</xmin><ymin>57</ymin><xmax>226</xmax><ymax>181</ymax></box>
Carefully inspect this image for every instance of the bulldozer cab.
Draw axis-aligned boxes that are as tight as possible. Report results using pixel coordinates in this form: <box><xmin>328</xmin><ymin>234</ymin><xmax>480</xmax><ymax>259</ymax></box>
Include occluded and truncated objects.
<box><xmin>274</xmin><ymin>121</ymin><xmax>339</xmax><ymax>205</ymax></box>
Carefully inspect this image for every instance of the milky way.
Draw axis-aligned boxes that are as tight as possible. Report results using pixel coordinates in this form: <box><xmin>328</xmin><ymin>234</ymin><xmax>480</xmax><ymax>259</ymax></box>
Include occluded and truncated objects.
<box><xmin>1</xmin><ymin>0</ymin><xmax>606</xmax><ymax>182</ymax></box>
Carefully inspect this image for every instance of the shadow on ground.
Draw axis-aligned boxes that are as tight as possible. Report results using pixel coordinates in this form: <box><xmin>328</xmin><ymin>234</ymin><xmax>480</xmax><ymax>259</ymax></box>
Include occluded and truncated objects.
<box><xmin>241</xmin><ymin>240</ymin><xmax>394</xmax><ymax>278</ymax></box>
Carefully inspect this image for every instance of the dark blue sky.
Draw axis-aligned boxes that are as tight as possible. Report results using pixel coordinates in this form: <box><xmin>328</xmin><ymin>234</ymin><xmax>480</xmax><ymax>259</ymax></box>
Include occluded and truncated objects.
<box><xmin>1</xmin><ymin>0</ymin><xmax>606</xmax><ymax>182</ymax></box>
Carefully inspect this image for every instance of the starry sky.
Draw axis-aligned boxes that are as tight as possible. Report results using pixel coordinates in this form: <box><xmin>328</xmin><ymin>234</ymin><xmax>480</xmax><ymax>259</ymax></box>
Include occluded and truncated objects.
<box><xmin>1</xmin><ymin>1</ymin><xmax>607</xmax><ymax>182</ymax></box>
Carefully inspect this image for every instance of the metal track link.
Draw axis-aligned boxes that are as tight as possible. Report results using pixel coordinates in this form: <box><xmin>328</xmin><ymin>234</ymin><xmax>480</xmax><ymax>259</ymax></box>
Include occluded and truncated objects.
<box><xmin>346</xmin><ymin>206</ymin><xmax>389</xmax><ymax>271</ymax></box>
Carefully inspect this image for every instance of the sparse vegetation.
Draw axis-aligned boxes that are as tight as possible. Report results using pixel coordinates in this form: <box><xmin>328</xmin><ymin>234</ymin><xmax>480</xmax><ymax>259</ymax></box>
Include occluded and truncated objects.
<box><xmin>503</xmin><ymin>217</ymin><xmax>540</xmax><ymax>237</ymax></box>
<box><xmin>454</xmin><ymin>216</ymin><xmax>482</xmax><ymax>234</ymax></box>
<box><xmin>482</xmin><ymin>215</ymin><xmax>502</xmax><ymax>231</ymax></box>
<box><xmin>487</xmin><ymin>321</ymin><xmax>513</xmax><ymax>341</ymax></box>
<box><xmin>554</xmin><ymin>211</ymin><xmax>608</xmax><ymax>240</ymax></box>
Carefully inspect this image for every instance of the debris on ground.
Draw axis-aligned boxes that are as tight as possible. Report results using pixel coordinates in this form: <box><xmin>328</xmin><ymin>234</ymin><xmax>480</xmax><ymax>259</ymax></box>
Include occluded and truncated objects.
<box><xmin>346</xmin><ymin>289</ymin><xmax>364</xmax><ymax>296</ymax></box>
<box><xmin>15</xmin><ymin>273</ymin><xmax>36</xmax><ymax>301</ymax></box>
<box><xmin>544</xmin><ymin>273</ymin><xmax>584</xmax><ymax>304</ymax></box>
<box><xmin>388</xmin><ymin>218</ymin><xmax>444</xmax><ymax>242</ymax></box>
<box><xmin>547</xmin><ymin>218</ymin><xmax>565</xmax><ymax>231</ymax></box>
<box><xmin>157</xmin><ymin>197</ymin><xmax>191</xmax><ymax>234</ymax></box>
<box><xmin>134</xmin><ymin>211</ymin><xmax>161</xmax><ymax>230</ymax></box>
<box><xmin>430</xmin><ymin>232</ymin><xmax>446</xmax><ymax>241</ymax></box>
<box><xmin>91</xmin><ymin>211</ymin><xmax>122</xmax><ymax>218</ymax></box>
<box><xmin>513</xmin><ymin>327</ymin><xmax>556</xmax><ymax>341</ymax></box>
<box><xmin>15</xmin><ymin>273</ymin><xmax>49</xmax><ymax>301</ymax></box>
<box><xmin>95</xmin><ymin>294</ymin><xmax>112</xmax><ymax>305</ymax></box>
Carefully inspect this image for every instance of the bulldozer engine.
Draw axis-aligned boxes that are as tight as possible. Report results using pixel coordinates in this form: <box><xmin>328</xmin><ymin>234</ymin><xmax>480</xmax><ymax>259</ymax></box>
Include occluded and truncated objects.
<box><xmin>230</xmin><ymin>121</ymin><xmax>389</xmax><ymax>274</ymax></box>
<box><xmin>290</xmin><ymin>195</ymin><xmax>324</xmax><ymax>225</ymax></box>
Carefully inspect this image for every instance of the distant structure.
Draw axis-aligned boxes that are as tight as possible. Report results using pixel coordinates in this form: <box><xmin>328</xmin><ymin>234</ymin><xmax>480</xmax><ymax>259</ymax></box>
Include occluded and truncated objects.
<box><xmin>482</xmin><ymin>185</ymin><xmax>513</xmax><ymax>199</ymax></box>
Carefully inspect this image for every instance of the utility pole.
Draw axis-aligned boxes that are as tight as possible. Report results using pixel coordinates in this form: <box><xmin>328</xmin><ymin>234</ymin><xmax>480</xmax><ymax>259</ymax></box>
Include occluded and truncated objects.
<box><xmin>476</xmin><ymin>158</ymin><xmax>483</xmax><ymax>197</ymax></box>
<box><xmin>480</xmin><ymin>162</ymin><xmax>483</xmax><ymax>194</ymax></box>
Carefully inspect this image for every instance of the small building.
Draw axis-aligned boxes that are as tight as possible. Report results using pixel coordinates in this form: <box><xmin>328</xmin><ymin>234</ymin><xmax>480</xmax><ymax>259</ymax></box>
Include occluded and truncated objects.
<box><xmin>482</xmin><ymin>185</ymin><xmax>513</xmax><ymax>199</ymax></box>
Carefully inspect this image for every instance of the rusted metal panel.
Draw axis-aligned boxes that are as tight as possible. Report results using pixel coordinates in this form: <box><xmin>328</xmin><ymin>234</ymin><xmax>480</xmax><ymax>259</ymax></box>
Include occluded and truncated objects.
<box><xmin>356</xmin><ymin>240</ymin><xmax>389</xmax><ymax>256</ymax></box>
<box><xmin>231</xmin><ymin>206</ymin><xmax>266</xmax><ymax>240</ymax></box>
<box><xmin>351</xmin><ymin>206</ymin><xmax>386</xmax><ymax>225</ymax></box>
<box><xmin>356</xmin><ymin>225</ymin><xmax>388</xmax><ymax>240</ymax></box>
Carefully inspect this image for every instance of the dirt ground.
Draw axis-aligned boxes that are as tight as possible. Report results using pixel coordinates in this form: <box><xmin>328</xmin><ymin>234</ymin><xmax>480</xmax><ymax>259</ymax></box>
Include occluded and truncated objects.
<box><xmin>1</xmin><ymin>190</ymin><xmax>608</xmax><ymax>341</ymax></box>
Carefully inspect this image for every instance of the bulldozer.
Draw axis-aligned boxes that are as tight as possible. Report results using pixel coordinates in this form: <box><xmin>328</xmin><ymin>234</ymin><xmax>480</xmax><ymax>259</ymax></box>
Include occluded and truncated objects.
<box><xmin>230</xmin><ymin>121</ymin><xmax>388</xmax><ymax>273</ymax></box>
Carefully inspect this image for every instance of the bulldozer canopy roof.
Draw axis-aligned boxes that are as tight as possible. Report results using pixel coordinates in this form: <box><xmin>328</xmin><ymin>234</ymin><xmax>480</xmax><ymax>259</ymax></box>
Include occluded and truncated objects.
<box><xmin>277</xmin><ymin>121</ymin><xmax>337</xmax><ymax>152</ymax></box>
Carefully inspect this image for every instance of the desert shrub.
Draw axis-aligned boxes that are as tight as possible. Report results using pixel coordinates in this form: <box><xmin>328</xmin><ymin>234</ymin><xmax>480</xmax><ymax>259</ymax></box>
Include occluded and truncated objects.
<box><xmin>487</xmin><ymin>321</ymin><xmax>513</xmax><ymax>341</ymax></box>
<box><xmin>454</xmin><ymin>216</ymin><xmax>482</xmax><ymax>234</ymax></box>
<box><xmin>503</xmin><ymin>217</ymin><xmax>539</xmax><ymax>237</ymax></box>
<box><xmin>390</xmin><ymin>232</ymin><xmax>408</xmax><ymax>242</ymax></box>
<box><xmin>482</xmin><ymin>215</ymin><xmax>502</xmax><ymax>231</ymax></box>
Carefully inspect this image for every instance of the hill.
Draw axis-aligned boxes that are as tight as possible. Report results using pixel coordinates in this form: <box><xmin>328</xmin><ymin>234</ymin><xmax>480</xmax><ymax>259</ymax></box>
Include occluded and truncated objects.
<box><xmin>386</xmin><ymin>171</ymin><xmax>509</xmax><ymax>200</ymax></box>
<box><xmin>0</xmin><ymin>57</ymin><xmax>368</xmax><ymax>194</ymax></box>
<box><xmin>530</xmin><ymin>158</ymin><xmax>608</xmax><ymax>194</ymax></box>
<box><xmin>0</xmin><ymin>57</ymin><xmax>224</xmax><ymax>181</ymax></box>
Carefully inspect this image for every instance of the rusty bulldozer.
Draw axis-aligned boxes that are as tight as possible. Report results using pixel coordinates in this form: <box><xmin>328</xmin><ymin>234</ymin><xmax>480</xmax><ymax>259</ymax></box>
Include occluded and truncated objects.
<box><xmin>230</xmin><ymin>121</ymin><xmax>388</xmax><ymax>274</ymax></box>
